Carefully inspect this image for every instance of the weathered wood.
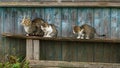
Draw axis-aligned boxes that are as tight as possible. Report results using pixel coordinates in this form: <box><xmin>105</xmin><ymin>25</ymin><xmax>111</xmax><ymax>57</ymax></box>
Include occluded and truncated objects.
<box><xmin>33</xmin><ymin>40</ymin><xmax>40</xmax><ymax>60</ymax></box>
<box><xmin>29</xmin><ymin>60</ymin><xmax>120</xmax><ymax>68</ymax></box>
<box><xmin>26</xmin><ymin>39</ymin><xmax>33</xmax><ymax>60</ymax></box>
<box><xmin>0</xmin><ymin>2</ymin><xmax>120</xmax><ymax>7</ymax></box>
<box><xmin>2</xmin><ymin>33</ymin><xmax>120</xmax><ymax>43</ymax></box>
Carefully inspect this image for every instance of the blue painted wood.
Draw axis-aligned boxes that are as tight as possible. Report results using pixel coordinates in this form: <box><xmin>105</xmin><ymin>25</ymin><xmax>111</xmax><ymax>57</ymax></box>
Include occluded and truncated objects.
<box><xmin>118</xmin><ymin>9</ymin><xmax>120</xmax><ymax>38</ymax></box>
<box><xmin>61</xmin><ymin>8</ymin><xmax>70</xmax><ymax>37</ymax></box>
<box><xmin>111</xmin><ymin>8</ymin><xmax>118</xmax><ymax>39</ymax></box>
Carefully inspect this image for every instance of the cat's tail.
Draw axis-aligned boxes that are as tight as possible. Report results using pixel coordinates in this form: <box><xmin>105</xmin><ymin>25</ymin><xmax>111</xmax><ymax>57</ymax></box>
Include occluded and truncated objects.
<box><xmin>95</xmin><ymin>33</ymin><xmax>106</xmax><ymax>37</ymax></box>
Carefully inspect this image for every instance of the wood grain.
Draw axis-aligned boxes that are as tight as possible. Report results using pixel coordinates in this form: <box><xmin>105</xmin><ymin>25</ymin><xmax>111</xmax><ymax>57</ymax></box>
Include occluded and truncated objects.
<box><xmin>29</xmin><ymin>60</ymin><xmax>120</xmax><ymax>68</ymax></box>
<box><xmin>26</xmin><ymin>39</ymin><xmax>33</xmax><ymax>60</ymax></box>
<box><xmin>33</xmin><ymin>40</ymin><xmax>40</xmax><ymax>60</ymax></box>
<box><xmin>0</xmin><ymin>2</ymin><xmax>120</xmax><ymax>7</ymax></box>
<box><xmin>2</xmin><ymin>33</ymin><xmax>120</xmax><ymax>43</ymax></box>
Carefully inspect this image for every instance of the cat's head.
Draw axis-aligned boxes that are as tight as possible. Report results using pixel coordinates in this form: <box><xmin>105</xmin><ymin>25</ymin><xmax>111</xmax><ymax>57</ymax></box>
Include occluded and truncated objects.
<box><xmin>41</xmin><ymin>23</ymin><xmax>49</xmax><ymax>32</ymax></box>
<box><xmin>21</xmin><ymin>16</ymin><xmax>32</xmax><ymax>26</ymax></box>
<box><xmin>73</xmin><ymin>26</ymin><xmax>82</xmax><ymax>34</ymax></box>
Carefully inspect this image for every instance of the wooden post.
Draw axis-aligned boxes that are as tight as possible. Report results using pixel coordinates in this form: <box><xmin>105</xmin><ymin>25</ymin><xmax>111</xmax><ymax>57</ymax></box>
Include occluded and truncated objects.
<box><xmin>26</xmin><ymin>39</ymin><xmax>40</xmax><ymax>60</ymax></box>
<box><xmin>33</xmin><ymin>40</ymin><xmax>40</xmax><ymax>60</ymax></box>
<box><xmin>26</xmin><ymin>39</ymin><xmax>33</xmax><ymax>60</ymax></box>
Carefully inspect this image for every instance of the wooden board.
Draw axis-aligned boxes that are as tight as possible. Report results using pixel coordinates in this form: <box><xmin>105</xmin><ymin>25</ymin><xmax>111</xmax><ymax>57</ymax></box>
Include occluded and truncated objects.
<box><xmin>0</xmin><ymin>2</ymin><xmax>120</xmax><ymax>7</ymax></box>
<box><xmin>2</xmin><ymin>33</ymin><xmax>120</xmax><ymax>43</ymax></box>
<box><xmin>29</xmin><ymin>60</ymin><xmax>120</xmax><ymax>68</ymax></box>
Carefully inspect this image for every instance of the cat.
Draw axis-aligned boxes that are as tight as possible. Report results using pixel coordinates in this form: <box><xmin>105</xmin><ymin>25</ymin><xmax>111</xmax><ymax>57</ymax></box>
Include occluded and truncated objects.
<box><xmin>41</xmin><ymin>22</ymin><xmax>58</xmax><ymax>37</ymax></box>
<box><xmin>73</xmin><ymin>24</ymin><xmax>106</xmax><ymax>39</ymax></box>
<box><xmin>21</xmin><ymin>16</ymin><xmax>45</xmax><ymax>36</ymax></box>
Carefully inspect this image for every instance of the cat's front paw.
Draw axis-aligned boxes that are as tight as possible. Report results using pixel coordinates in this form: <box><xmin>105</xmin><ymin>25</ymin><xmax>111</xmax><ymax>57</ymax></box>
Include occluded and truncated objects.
<box><xmin>77</xmin><ymin>36</ymin><xmax>80</xmax><ymax>39</ymax></box>
<box><xmin>26</xmin><ymin>34</ymin><xmax>29</xmax><ymax>36</ymax></box>
<box><xmin>86</xmin><ymin>37</ymin><xmax>90</xmax><ymax>39</ymax></box>
<box><xmin>80</xmin><ymin>36</ymin><xmax>84</xmax><ymax>39</ymax></box>
<box><xmin>43</xmin><ymin>35</ymin><xmax>51</xmax><ymax>37</ymax></box>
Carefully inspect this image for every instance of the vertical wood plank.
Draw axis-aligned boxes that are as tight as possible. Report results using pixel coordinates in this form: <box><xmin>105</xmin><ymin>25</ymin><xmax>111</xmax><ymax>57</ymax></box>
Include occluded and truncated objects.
<box><xmin>94</xmin><ymin>8</ymin><xmax>103</xmax><ymax>38</ymax></box>
<box><xmin>61</xmin><ymin>8</ymin><xmax>71</xmax><ymax>37</ymax></box>
<box><xmin>64</xmin><ymin>42</ymin><xmax>78</xmax><ymax>61</ymax></box>
<box><xmin>85</xmin><ymin>43</ymin><xmax>94</xmax><ymax>62</ymax></box>
<box><xmin>70</xmin><ymin>8</ymin><xmax>77</xmax><ymax>37</ymax></box>
<box><xmin>52</xmin><ymin>42</ymin><xmax>62</xmax><ymax>60</ymax></box>
<box><xmin>118</xmin><ymin>8</ymin><xmax>120</xmax><ymax>38</ymax></box>
<box><xmin>86</xmin><ymin>8</ymin><xmax>94</xmax><ymax>26</ymax></box>
<box><xmin>3</xmin><ymin>8</ymin><xmax>13</xmax><ymax>61</ymax></box>
<box><xmin>40</xmin><ymin>41</ymin><xmax>47</xmax><ymax>60</ymax></box>
<box><xmin>0</xmin><ymin>8</ymin><xmax>4</xmax><ymax>61</ymax></box>
<box><xmin>33</xmin><ymin>40</ymin><xmax>40</xmax><ymax>60</ymax></box>
<box><xmin>94</xmin><ymin>43</ymin><xmax>104</xmax><ymax>62</ymax></box>
<box><xmin>111</xmin><ymin>8</ymin><xmax>118</xmax><ymax>39</ymax></box>
<box><xmin>77</xmin><ymin>8</ymin><xmax>87</xmax><ymax>26</ymax></box>
<box><xmin>26</xmin><ymin>39</ymin><xmax>33</xmax><ymax>60</ymax></box>
<box><xmin>103</xmin><ymin>8</ymin><xmax>111</xmax><ymax>38</ymax></box>
<box><xmin>62</xmin><ymin>42</ymin><xmax>71</xmax><ymax>61</ymax></box>
<box><xmin>103</xmin><ymin>44</ymin><xmax>111</xmax><ymax>63</ymax></box>
<box><xmin>53</xmin><ymin>8</ymin><xmax>62</xmax><ymax>37</ymax></box>
<box><xmin>77</xmin><ymin>43</ymin><xmax>88</xmax><ymax>62</ymax></box>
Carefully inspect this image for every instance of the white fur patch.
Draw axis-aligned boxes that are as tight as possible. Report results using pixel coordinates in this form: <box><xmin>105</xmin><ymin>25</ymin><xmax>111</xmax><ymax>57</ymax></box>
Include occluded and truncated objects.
<box><xmin>77</xmin><ymin>29</ymin><xmax>84</xmax><ymax>39</ymax></box>
<box><xmin>41</xmin><ymin>25</ymin><xmax>53</xmax><ymax>37</ymax></box>
<box><xmin>24</xmin><ymin>26</ymin><xmax>30</xmax><ymax>33</ymax></box>
<box><xmin>73</xmin><ymin>30</ymin><xmax>75</xmax><ymax>34</ymax></box>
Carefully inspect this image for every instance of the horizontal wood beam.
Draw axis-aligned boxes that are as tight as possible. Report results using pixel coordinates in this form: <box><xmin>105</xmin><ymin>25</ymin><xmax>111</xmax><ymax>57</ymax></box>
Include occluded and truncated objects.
<box><xmin>2</xmin><ymin>33</ymin><xmax>120</xmax><ymax>43</ymax></box>
<box><xmin>0</xmin><ymin>2</ymin><xmax>120</xmax><ymax>7</ymax></box>
<box><xmin>29</xmin><ymin>60</ymin><xmax>120</xmax><ymax>68</ymax></box>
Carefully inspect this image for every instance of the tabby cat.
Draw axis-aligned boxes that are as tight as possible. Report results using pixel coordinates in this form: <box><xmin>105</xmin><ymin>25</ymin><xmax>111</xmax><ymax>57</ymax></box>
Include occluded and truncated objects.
<box><xmin>21</xmin><ymin>16</ymin><xmax>44</xmax><ymax>36</ymax></box>
<box><xmin>41</xmin><ymin>22</ymin><xmax>58</xmax><ymax>37</ymax></box>
<box><xmin>73</xmin><ymin>24</ymin><xmax>106</xmax><ymax>39</ymax></box>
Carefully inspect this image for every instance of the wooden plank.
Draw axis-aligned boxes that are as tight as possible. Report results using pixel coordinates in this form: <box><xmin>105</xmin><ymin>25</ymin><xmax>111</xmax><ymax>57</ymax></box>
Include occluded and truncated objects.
<box><xmin>70</xmin><ymin>8</ymin><xmax>77</xmax><ymax>37</ymax></box>
<box><xmin>0</xmin><ymin>8</ymin><xmax>4</xmax><ymax>61</ymax></box>
<box><xmin>3</xmin><ymin>7</ymin><xmax>13</xmax><ymax>61</ymax></box>
<box><xmin>33</xmin><ymin>40</ymin><xmax>40</xmax><ymax>60</ymax></box>
<box><xmin>52</xmin><ymin>8</ymin><xmax>62</xmax><ymax>37</ymax></box>
<box><xmin>61</xmin><ymin>8</ymin><xmax>71</xmax><ymax>37</ymax></box>
<box><xmin>29</xmin><ymin>60</ymin><xmax>120</xmax><ymax>68</ymax></box>
<box><xmin>111</xmin><ymin>8</ymin><xmax>118</xmax><ymax>39</ymax></box>
<box><xmin>77</xmin><ymin>43</ymin><xmax>88</xmax><ymax>62</ymax></box>
<box><xmin>77</xmin><ymin>8</ymin><xmax>86</xmax><ymax>26</ymax></box>
<box><xmin>0</xmin><ymin>2</ymin><xmax>120</xmax><ymax>7</ymax></box>
<box><xmin>2</xmin><ymin>33</ymin><xmax>120</xmax><ymax>43</ymax></box>
<box><xmin>102</xmin><ymin>8</ymin><xmax>111</xmax><ymax>39</ymax></box>
<box><xmin>62</xmin><ymin>42</ymin><xmax>78</xmax><ymax>61</ymax></box>
<box><xmin>26</xmin><ymin>39</ymin><xmax>33</xmax><ymax>60</ymax></box>
<box><xmin>94</xmin><ymin>43</ymin><xmax>104</xmax><ymax>62</ymax></box>
<box><xmin>86</xmin><ymin>8</ymin><xmax>94</xmax><ymax>26</ymax></box>
<box><xmin>103</xmin><ymin>43</ymin><xmax>111</xmax><ymax>63</ymax></box>
<box><xmin>40</xmin><ymin>40</ymin><xmax>47</xmax><ymax>60</ymax></box>
<box><xmin>0</xmin><ymin>0</ymin><xmax>120</xmax><ymax>2</ymax></box>
<box><xmin>53</xmin><ymin>41</ymin><xmax>62</xmax><ymax>60</ymax></box>
<box><xmin>94</xmin><ymin>8</ymin><xmax>103</xmax><ymax>38</ymax></box>
<box><xmin>85</xmin><ymin>43</ymin><xmax>94</xmax><ymax>62</ymax></box>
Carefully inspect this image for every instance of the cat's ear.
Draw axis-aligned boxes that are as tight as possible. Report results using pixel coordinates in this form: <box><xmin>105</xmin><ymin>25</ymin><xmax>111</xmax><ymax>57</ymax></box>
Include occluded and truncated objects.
<box><xmin>23</xmin><ymin>15</ymin><xmax>27</xmax><ymax>20</ymax></box>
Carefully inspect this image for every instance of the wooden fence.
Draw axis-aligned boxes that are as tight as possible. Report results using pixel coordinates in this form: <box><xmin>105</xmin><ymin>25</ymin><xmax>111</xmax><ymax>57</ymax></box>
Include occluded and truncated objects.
<box><xmin>0</xmin><ymin>2</ymin><xmax>120</xmax><ymax>66</ymax></box>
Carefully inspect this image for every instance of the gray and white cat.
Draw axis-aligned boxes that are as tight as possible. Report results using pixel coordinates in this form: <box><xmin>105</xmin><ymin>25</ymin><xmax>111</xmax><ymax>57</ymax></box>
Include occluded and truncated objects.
<box><xmin>73</xmin><ymin>24</ymin><xmax>106</xmax><ymax>39</ymax></box>
<box><xmin>21</xmin><ymin>16</ymin><xmax>45</xmax><ymax>36</ymax></box>
<box><xmin>41</xmin><ymin>22</ymin><xmax>58</xmax><ymax>37</ymax></box>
